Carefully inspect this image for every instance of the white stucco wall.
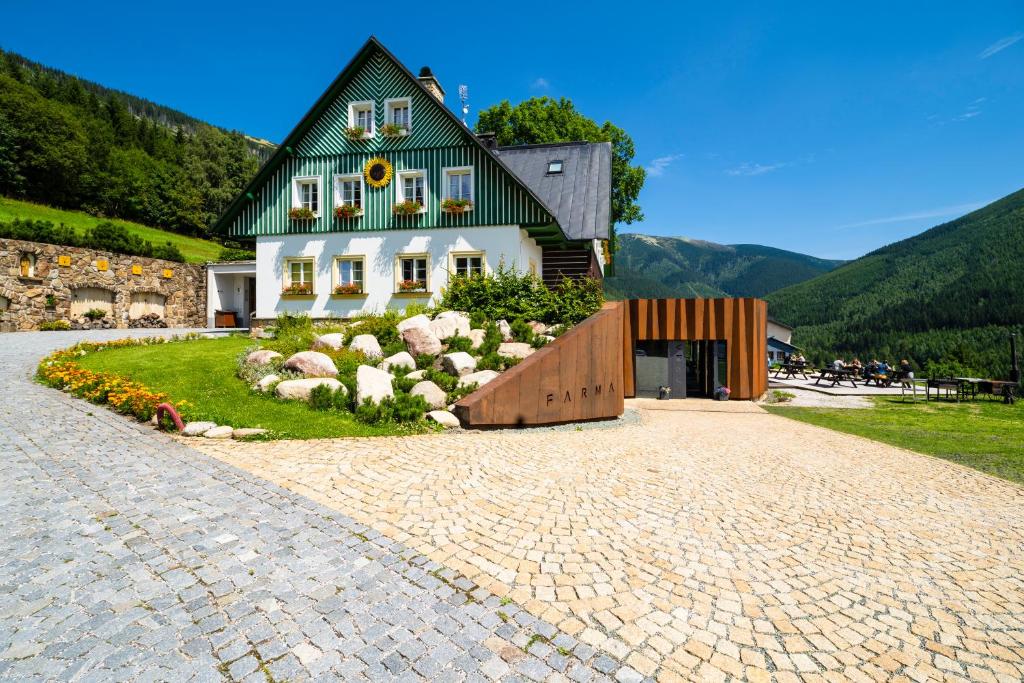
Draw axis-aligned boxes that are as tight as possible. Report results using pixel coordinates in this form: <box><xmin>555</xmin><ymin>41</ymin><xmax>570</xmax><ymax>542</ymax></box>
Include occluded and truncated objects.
<box><xmin>206</xmin><ymin>262</ymin><xmax>257</xmax><ymax>327</ymax></box>
<box><xmin>255</xmin><ymin>226</ymin><xmax>542</xmax><ymax>319</ymax></box>
<box><xmin>767</xmin><ymin>320</ymin><xmax>793</xmax><ymax>344</ymax></box>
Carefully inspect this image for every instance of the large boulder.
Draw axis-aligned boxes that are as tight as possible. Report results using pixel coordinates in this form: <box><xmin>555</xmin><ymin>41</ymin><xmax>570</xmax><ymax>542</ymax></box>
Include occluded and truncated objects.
<box><xmin>496</xmin><ymin>319</ymin><xmax>514</xmax><ymax>342</ymax></box>
<box><xmin>442</xmin><ymin>352</ymin><xmax>477</xmax><ymax>377</ymax></box>
<box><xmin>458</xmin><ymin>369</ymin><xmax>500</xmax><ymax>389</ymax></box>
<box><xmin>427</xmin><ymin>410</ymin><xmax>461</xmax><ymax>429</ymax></box>
<box><xmin>467</xmin><ymin>329</ymin><xmax>486</xmax><ymax>350</ymax></box>
<box><xmin>402</xmin><ymin>325</ymin><xmax>442</xmax><ymax>357</ymax></box>
<box><xmin>349</xmin><ymin>334</ymin><xmax>383</xmax><ymax>359</ymax></box>
<box><xmin>405</xmin><ymin>369</ymin><xmax>426</xmax><ymax>380</ymax></box>
<box><xmin>498</xmin><ymin>342</ymin><xmax>534</xmax><ymax>360</ymax></box>
<box><xmin>527</xmin><ymin>321</ymin><xmax>547</xmax><ymax>335</ymax></box>
<box><xmin>429</xmin><ymin>313</ymin><xmax>471</xmax><ymax>340</ymax></box>
<box><xmin>382</xmin><ymin>351</ymin><xmax>416</xmax><ymax>374</ymax></box>
<box><xmin>181</xmin><ymin>421</ymin><xmax>217</xmax><ymax>437</ymax></box>
<box><xmin>312</xmin><ymin>333</ymin><xmax>345</xmax><ymax>351</ymax></box>
<box><xmin>411</xmin><ymin>381</ymin><xmax>447</xmax><ymax>410</ymax></box>
<box><xmin>356</xmin><ymin>365</ymin><xmax>394</xmax><ymax>405</ymax></box>
<box><xmin>397</xmin><ymin>314</ymin><xmax>431</xmax><ymax>334</ymax></box>
<box><xmin>255</xmin><ymin>374</ymin><xmax>280</xmax><ymax>393</ymax></box>
<box><xmin>282</xmin><ymin>351</ymin><xmax>338</xmax><ymax>377</ymax></box>
<box><xmin>203</xmin><ymin>425</ymin><xmax>234</xmax><ymax>439</ymax></box>
<box><xmin>246</xmin><ymin>349</ymin><xmax>282</xmax><ymax>366</ymax></box>
<box><xmin>275</xmin><ymin>377</ymin><xmax>345</xmax><ymax>401</ymax></box>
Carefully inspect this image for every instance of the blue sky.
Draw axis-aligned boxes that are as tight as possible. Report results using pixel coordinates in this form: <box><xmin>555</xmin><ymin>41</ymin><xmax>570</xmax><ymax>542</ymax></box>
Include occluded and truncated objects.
<box><xmin>2</xmin><ymin>1</ymin><xmax>1022</xmax><ymax>259</ymax></box>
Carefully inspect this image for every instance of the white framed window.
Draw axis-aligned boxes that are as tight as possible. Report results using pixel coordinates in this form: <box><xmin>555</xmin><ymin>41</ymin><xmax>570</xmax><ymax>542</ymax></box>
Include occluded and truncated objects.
<box><xmin>451</xmin><ymin>251</ymin><xmax>485</xmax><ymax>277</ymax></box>
<box><xmin>396</xmin><ymin>169</ymin><xmax>427</xmax><ymax>210</ymax></box>
<box><xmin>332</xmin><ymin>255</ymin><xmax>365</xmax><ymax>294</ymax></box>
<box><xmin>442</xmin><ymin>166</ymin><xmax>474</xmax><ymax>208</ymax></box>
<box><xmin>347</xmin><ymin>100</ymin><xmax>374</xmax><ymax>137</ymax></box>
<box><xmin>283</xmin><ymin>257</ymin><xmax>315</xmax><ymax>295</ymax></box>
<box><xmin>395</xmin><ymin>253</ymin><xmax>429</xmax><ymax>292</ymax></box>
<box><xmin>291</xmin><ymin>176</ymin><xmax>321</xmax><ymax>216</ymax></box>
<box><xmin>385</xmin><ymin>97</ymin><xmax>412</xmax><ymax>132</ymax></box>
<box><xmin>333</xmin><ymin>173</ymin><xmax>363</xmax><ymax>208</ymax></box>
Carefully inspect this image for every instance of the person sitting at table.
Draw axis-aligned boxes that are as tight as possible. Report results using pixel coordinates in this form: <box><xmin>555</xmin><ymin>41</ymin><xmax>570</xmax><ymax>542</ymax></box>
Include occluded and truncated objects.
<box><xmin>850</xmin><ymin>358</ymin><xmax>863</xmax><ymax>376</ymax></box>
<box><xmin>832</xmin><ymin>358</ymin><xmax>846</xmax><ymax>370</ymax></box>
<box><xmin>793</xmin><ymin>353</ymin><xmax>806</xmax><ymax>364</ymax></box>
<box><xmin>876</xmin><ymin>360</ymin><xmax>890</xmax><ymax>379</ymax></box>
<box><xmin>899</xmin><ymin>359</ymin><xmax>913</xmax><ymax>378</ymax></box>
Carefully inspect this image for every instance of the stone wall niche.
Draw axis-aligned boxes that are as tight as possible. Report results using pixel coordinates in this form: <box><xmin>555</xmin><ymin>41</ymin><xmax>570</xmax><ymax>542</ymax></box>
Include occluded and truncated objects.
<box><xmin>70</xmin><ymin>287</ymin><xmax>116</xmax><ymax>318</ymax></box>
<box><xmin>129</xmin><ymin>291</ymin><xmax>166</xmax><ymax>319</ymax></box>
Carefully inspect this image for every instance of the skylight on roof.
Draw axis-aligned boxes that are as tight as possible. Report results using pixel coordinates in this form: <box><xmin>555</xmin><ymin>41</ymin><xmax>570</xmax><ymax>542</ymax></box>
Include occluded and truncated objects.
<box><xmin>547</xmin><ymin>160</ymin><xmax>563</xmax><ymax>174</ymax></box>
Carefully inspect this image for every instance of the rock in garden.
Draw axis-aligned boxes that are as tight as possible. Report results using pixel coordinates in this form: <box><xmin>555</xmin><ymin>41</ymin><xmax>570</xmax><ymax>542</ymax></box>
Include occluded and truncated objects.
<box><xmin>458</xmin><ymin>369</ymin><xmax>500</xmax><ymax>389</ymax></box>
<box><xmin>275</xmin><ymin>377</ymin><xmax>344</xmax><ymax>401</ymax></box>
<box><xmin>356</xmin><ymin>365</ymin><xmax>394</xmax><ymax>405</ymax></box>
<box><xmin>467</xmin><ymin>329</ymin><xmax>486</xmax><ymax>350</ymax></box>
<box><xmin>411</xmin><ymin>381</ymin><xmax>447</xmax><ymax>410</ymax></box>
<box><xmin>427</xmin><ymin>410</ymin><xmax>461</xmax><ymax>429</ymax></box>
<box><xmin>430</xmin><ymin>313</ymin><xmax>470</xmax><ymax>340</ymax></box>
<box><xmin>496</xmin><ymin>319</ymin><xmax>514</xmax><ymax>342</ymax></box>
<box><xmin>442</xmin><ymin>351</ymin><xmax>477</xmax><ymax>377</ymax></box>
<box><xmin>203</xmin><ymin>425</ymin><xmax>234</xmax><ymax>439</ymax></box>
<box><xmin>232</xmin><ymin>428</ymin><xmax>268</xmax><ymax>439</ymax></box>
<box><xmin>246</xmin><ymin>349</ymin><xmax>282</xmax><ymax>366</ymax></box>
<box><xmin>397</xmin><ymin>314</ymin><xmax>431</xmax><ymax>333</ymax></box>
<box><xmin>382</xmin><ymin>351</ymin><xmax>416</xmax><ymax>373</ymax></box>
<box><xmin>181</xmin><ymin>421</ymin><xmax>217</xmax><ymax>437</ymax></box>
<box><xmin>312</xmin><ymin>333</ymin><xmax>345</xmax><ymax>351</ymax></box>
<box><xmin>405</xmin><ymin>369</ymin><xmax>426</xmax><ymax>380</ymax></box>
<box><xmin>349</xmin><ymin>334</ymin><xmax>383</xmax><ymax>359</ymax></box>
<box><xmin>402</xmin><ymin>325</ymin><xmax>442</xmax><ymax>357</ymax></box>
<box><xmin>282</xmin><ymin>351</ymin><xmax>338</xmax><ymax>377</ymax></box>
<box><xmin>255</xmin><ymin>374</ymin><xmax>280</xmax><ymax>393</ymax></box>
<box><xmin>527</xmin><ymin>321</ymin><xmax>546</xmax><ymax>334</ymax></box>
<box><xmin>498</xmin><ymin>342</ymin><xmax>534</xmax><ymax>360</ymax></box>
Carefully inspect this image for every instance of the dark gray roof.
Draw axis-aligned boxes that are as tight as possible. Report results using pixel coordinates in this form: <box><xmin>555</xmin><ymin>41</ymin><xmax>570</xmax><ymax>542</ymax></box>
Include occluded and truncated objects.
<box><xmin>495</xmin><ymin>141</ymin><xmax>612</xmax><ymax>241</ymax></box>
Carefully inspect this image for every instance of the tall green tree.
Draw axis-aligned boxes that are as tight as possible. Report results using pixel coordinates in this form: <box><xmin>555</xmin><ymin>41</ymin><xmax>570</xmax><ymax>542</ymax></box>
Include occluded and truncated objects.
<box><xmin>476</xmin><ymin>97</ymin><xmax>645</xmax><ymax>225</ymax></box>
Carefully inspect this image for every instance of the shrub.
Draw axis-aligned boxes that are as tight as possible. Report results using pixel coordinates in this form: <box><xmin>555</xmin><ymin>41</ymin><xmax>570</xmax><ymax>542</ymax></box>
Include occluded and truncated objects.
<box><xmin>415</xmin><ymin>353</ymin><xmax>436</xmax><ymax>370</ymax></box>
<box><xmin>477</xmin><ymin>352</ymin><xmax>504</xmax><ymax>372</ymax></box>
<box><xmin>355</xmin><ymin>393</ymin><xmax>428</xmax><ymax>424</ymax></box>
<box><xmin>924</xmin><ymin>359</ymin><xmax>980</xmax><ymax>379</ymax></box>
<box><xmin>548</xmin><ymin>276</ymin><xmax>604</xmax><ymax>325</ymax></box>
<box><xmin>446</xmin><ymin>381</ymin><xmax>479</xmax><ymax>404</ymax></box>
<box><xmin>393</xmin><ymin>375</ymin><xmax>417</xmax><ymax>393</ymax></box>
<box><xmin>309</xmin><ymin>384</ymin><xmax>349</xmax><ymax>412</ymax></box>
<box><xmin>217</xmin><ymin>246</ymin><xmax>256</xmax><ymax>261</ymax></box>
<box><xmin>344</xmin><ymin>310</ymin><xmax>401</xmax><ymax>347</ymax></box>
<box><xmin>422</xmin><ymin>368</ymin><xmax>458</xmax><ymax>392</ymax></box>
<box><xmin>531</xmin><ymin>335</ymin><xmax>549</xmax><ymax>349</ymax></box>
<box><xmin>469</xmin><ymin>310</ymin><xmax>486</xmax><ymax>329</ymax></box>
<box><xmin>321</xmin><ymin>348</ymin><xmax>366</xmax><ymax>379</ymax></box>
<box><xmin>767</xmin><ymin>390</ymin><xmax>796</xmax><ymax>404</ymax></box>
<box><xmin>267</xmin><ymin>313</ymin><xmax>315</xmax><ymax>356</ymax></box>
<box><xmin>39</xmin><ymin>320</ymin><xmax>71</xmax><ymax>331</ymax></box>
<box><xmin>509</xmin><ymin>318</ymin><xmax>534</xmax><ymax>344</ymax></box>
<box><xmin>83</xmin><ymin>308</ymin><xmax>107</xmax><ymax>321</ymax></box>
<box><xmin>0</xmin><ymin>218</ymin><xmax>186</xmax><ymax>262</ymax></box>
<box><xmin>478</xmin><ymin>322</ymin><xmax>502</xmax><ymax>357</ymax></box>
<box><xmin>152</xmin><ymin>242</ymin><xmax>185</xmax><ymax>262</ymax></box>
<box><xmin>381</xmin><ymin>340</ymin><xmax>406</xmax><ymax>358</ymax></box>
<box><xmin>446</xmin><ymin>335</ymin><xmax>473</xmax><ymax>353</ymax></box>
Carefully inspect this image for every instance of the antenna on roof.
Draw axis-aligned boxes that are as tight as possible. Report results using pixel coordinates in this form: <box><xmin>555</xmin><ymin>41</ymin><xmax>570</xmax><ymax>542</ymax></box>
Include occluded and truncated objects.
<box><xmin>458</xmin><ymin>85</ymin><xmax>469</xmax><ymax>126</ymax></box>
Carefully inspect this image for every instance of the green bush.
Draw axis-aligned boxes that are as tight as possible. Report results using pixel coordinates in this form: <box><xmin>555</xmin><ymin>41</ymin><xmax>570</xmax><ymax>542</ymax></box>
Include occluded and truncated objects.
<box><xmin>267</xmin><ymin>313</ymin><xmax>315</xmax><ymax>356</ymax></box>
<box><xmin>0</xmin><ymin>218</ymin><xmax>186</xmax><ymax>262</ymax></box>
<box><xmin>344</xmin><ymin>310</ymin><xmax>401</xmax><ymax>347</ymax></box>
<box><xmin>393</xmin><ymin>375</ymin><xmax>417</xmax><ymax>393</ymax></box>
<box><xmin>309</xmin><ymin>384</ymin><xmax>349</xmax><ymax>412</ymax></box>
<box><xmin>422</xmin><ymin>368</ymin><xmax>458</xmax><ymax>392</ymax></box>
<box><xmin>531</xmin><ymin>335</ymin><xmax>549</xmax><ymax>349</ymax></box>
<box><xmin>446</xmin><ymin>335</ymin><xmax>473</xmax><ymax>353</ymax></box>
<box><xmin>152</xmin><ymin>242</ymin><xmax>185</xmax><ymax>262</ymax></box>
<box><xmin>355</xmin><ymin>393</ymin><xmax>428</xmax><ymax>424</ymax></box>
<box><xmin>469</xmin><ymin>310</ymin><xmax>486</xmax><ymax>329</ymax></box>
<box><xmin>39</xmin><ymin>320</ymin><xmax>71</xmax><ymax>331</ymax></box>
<box><xmin>218</xmin><ymin>247</ymin><xmax>256</xmax><ymax>261</ymax></box>
<box><xmin>509</xmin><ymin>318</ymin><xmax>535</xmax><ymax>344</ymax></box>
<box><xmin>439</xmin><ymin>266</ymin><xmax>603</xmax><ymax>326</ymax></box>
<box><xmin>478</xmin><ymin>322</ymin><xmax>502</xmax><ymax>357</ymax></box>
<box><xmin>416</xmin><ymin>353</ymin><xmax>436</xmax><ymax>370</ymax></box>
<box><xmin>446</xmin><ymin>381</ymin><xmax>479</xmax><ymax>404</ymax></box>
<box><xmin>83</xmin><ymin>308</ymin><xmax>107</xmax><ymax>321</ymax></box>
<box><xmin>477</xmin><ymin>352</ymin><xmax>504</xmax><ymax>372</ymax></box>
<box><xmin>924</xmin><ymin>359</ymin><xmax>981</xmax><ymax>379</ymax></box>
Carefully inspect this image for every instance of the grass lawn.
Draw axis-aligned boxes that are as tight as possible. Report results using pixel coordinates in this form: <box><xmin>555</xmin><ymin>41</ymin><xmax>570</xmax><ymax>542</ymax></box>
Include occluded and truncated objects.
<box><xmin>764</xmin><ymin>397</ymin><xmax>1024</xmax><ymax>485</ymax></box>
<box><xmin>0</xmin><ymin>197</ymin><xmax>223</xmax><ymax>264</ymax></box>
<box><xmin>76</xmin><ymin>335</ymin><xmax>423</xmax><ymax>439</ymax></box>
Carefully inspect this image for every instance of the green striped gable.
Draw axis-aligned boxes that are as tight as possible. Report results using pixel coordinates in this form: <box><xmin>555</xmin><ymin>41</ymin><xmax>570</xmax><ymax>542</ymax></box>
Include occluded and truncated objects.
<box><xmin>217</xmin><ymin>39</ymin><xmax>557</xmax><ymax>239</ymax></box>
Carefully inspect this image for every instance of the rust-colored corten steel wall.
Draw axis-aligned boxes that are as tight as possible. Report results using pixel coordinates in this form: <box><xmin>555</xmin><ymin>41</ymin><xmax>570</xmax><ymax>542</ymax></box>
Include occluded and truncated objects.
<box><xmin>453</xmin><ymin>302</ymin><xmax>625</xmax><ymax>426</ymax></box>
<box><xmin>622</xmin><ymin>298</ymin><xmax>769</xmax><ymax>400</ymax></box>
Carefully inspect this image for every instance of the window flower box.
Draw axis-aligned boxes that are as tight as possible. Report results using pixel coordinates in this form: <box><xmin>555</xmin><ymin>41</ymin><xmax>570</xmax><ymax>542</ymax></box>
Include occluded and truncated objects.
<box><xmin>380</xmin><ymin>123</ymin><xmax>409</xmax><ymax>137</ymax></box>
<box><xmin>289</xmin><ymin>207</ymin><xmax>316</xmax><ymax>221</ymax></box>
<box><xmin>334</xmin><ymin>204</ymin><xmax>363</xmax><ymax>219</ymax></box>
<box><xmin>344</xmin><ymin>126</ymin><xmax>367</xmax><ymax>141</ymax></box>
<box><xmin>397</xmin><ymin>279</ymin><xmax>427</xmax><ymax>293</ymax></box>
<box><xmin>281</xmin><ymin>283</ymin><xmax>313</xmax><ymax>296</ymax></box>
<box><xmin>441</xmin><ymin>198</ymin><xmax>473</xmax><ymax>214</ymax></box>
<box><xmin>333</xmin><ymin>283</ymin><xmax>363</xmax><ymax>295</ymax></box>
<box><xmin>393</xmin><ymin>200</ymin><xmax>423</xmax><ymax>216</ymax></box>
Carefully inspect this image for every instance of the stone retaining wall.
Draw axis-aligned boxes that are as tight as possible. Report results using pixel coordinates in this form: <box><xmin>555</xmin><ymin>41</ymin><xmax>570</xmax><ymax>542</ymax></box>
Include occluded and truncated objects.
<box><xmin>0</xmin><ymin>238</ymin><xmax>206</xmax><ymax>331</ymax></box>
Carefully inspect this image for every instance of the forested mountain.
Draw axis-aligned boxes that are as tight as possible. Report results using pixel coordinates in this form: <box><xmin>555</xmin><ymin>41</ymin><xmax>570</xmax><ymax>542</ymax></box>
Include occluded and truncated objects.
<box><xmin>0</xmin><ymin>47</ymin><xmax>269</xmax><ymax>238</ymax></box>
<box><xmin>766</xmin><ymin>188</ymin><xmax>1024</xmax><ymax>377</ymax></box>
<box><xmin>604</xmin><ymin>233</ymin><xmax>843</xmax><ymax>299</ymax></box>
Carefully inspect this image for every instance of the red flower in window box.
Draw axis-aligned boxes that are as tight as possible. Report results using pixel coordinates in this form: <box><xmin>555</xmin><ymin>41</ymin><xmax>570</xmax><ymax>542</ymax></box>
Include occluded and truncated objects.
<box><xmin>334</xmin><ymin>204</ymin><xmax>363</xmax><ymax>219</ymax></box>
<box><xmin>289</xmin><ymin>207</ymin><xmax>316</xmax><ymax>220</ymax></box>
<box><xmin>441</xmin><ymin>198</ymin><xmax>473</xmax><ymax>214</ymax></box>
<box><xmin>333</xmin><ymin>283</ymin><xmax>362</xmax><ymax>295</ymax></box>
<box><xmin>397</xmin><ymin>279</ymin><xmax>426</xmax><ymax>292</ymax></box>
<box><xmin>393</xmin><ymin>200</ymin><xmax>422</xmax><ymax>216</ymax></box>
<box><xmin>343</xmin><ymin>126</ymin><xmax>367</xmax><ymax>141</ymax></box>
<box><xmin>282</xmin><ymin>282</ymin><xmax>313</xmax><ymax>296</ymax></box>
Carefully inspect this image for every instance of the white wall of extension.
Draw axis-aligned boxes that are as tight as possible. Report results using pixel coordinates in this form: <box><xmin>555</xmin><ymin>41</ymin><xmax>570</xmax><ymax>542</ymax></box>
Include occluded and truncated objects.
<box><xmin>255</xmin><ymin>226</ymin><xmax>543</xmax><ymax>318</ymax></box>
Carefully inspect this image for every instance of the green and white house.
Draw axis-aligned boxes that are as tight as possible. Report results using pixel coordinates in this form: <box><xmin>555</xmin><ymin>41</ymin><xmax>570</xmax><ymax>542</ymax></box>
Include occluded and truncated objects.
<box><xmin>210</xmin><ymin>37</ymin><xmax>611</xmax><ymax>323</ymax></box>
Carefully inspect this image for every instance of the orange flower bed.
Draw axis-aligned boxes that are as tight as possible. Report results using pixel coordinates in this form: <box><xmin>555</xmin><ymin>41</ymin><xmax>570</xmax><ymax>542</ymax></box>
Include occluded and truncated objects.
<box><xmin>37</xmin><ymin>338</ymin><xmax>193</xmax><ymax>424</ymax></box>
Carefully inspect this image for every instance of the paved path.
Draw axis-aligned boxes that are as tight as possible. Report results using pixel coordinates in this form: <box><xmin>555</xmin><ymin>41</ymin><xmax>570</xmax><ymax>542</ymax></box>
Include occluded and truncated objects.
<box><xmin>0</xmin><ymin>331</ymin><xmax>614</xmax><ymax>682</ymax></box>
<box><xmin>196</xmin><ymin>399</ymin><xmax>1024</xmax><ymax>682</ymax></box>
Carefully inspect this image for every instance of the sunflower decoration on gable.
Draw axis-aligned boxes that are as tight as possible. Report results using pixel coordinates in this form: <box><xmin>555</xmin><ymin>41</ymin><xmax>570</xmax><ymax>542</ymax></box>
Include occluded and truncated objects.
<box><xmin>364</xmin><ymin>157</ymin><xmax>393</xmax><ymax>188</ymax></box>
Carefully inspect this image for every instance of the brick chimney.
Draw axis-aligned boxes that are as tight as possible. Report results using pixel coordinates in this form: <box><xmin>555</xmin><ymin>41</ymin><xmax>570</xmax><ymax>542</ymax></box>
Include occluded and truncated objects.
<box><xmin>418</xmin><ymin>66</ymin><xmax>445</xmax><ymax>103</ymax></box>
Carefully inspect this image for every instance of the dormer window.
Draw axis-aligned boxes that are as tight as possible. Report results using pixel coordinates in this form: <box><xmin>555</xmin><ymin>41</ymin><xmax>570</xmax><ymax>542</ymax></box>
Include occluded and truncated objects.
<box><xmin>383</xmin><ymin>98</ymin><xmax>412</xmax><ymax>135</ymax></box>
<box><xmin>547</xmin><ymin>160</ymin><xmax>563</xmax><ymax>175</ymax></box>
<box><xmin>347</xmin><ymin>101</ymin><xmax>374</xmax><ymax>138</ymax></box>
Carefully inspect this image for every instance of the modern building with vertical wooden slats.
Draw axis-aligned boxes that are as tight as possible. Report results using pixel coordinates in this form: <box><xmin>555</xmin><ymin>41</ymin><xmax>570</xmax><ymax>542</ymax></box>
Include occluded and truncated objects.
<box><xmin>209</xmin><ymin>36</ymin><xmax>612</xmax><ymax>320</ymax></box>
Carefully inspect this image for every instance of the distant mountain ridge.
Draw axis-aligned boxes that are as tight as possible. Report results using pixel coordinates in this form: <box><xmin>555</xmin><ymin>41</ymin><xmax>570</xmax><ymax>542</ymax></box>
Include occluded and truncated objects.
<box><xmin>766</xmin><ymin>187</ymin><xmax>1024</xmax><ymax>377</ymax></box>
<box><xmin>605</xmin><ymin>233</ymin><xmax>844</xmax><ymax>299</ymax></box>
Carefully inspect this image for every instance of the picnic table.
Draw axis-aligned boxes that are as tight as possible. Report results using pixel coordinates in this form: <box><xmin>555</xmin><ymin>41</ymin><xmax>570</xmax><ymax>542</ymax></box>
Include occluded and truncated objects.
<box><xmin>926</xmin><ymin>378</ymin><xmax>973</xmax><ymax>402</ymax></box>
<box><xmin>773</xmin><ymin>362</ymin><xmax>809</xmax><ymax>380</ymax></box>
<box><xmin>815</xmin><ymin>367</ymin><xmax>859</xmax><ymax>388</ymax></box>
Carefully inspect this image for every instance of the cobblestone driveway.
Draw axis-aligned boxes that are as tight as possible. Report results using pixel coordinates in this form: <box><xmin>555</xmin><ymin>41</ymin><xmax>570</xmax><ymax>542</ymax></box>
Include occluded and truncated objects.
<box><xmin>0</xmin><ymin>331</ymin><xmax>615</xmax><ymax>682</ymax></box>
<box><xmin>196</xmin><ymin>400</ymin><xmax>1024</xmax><ymax>682</ymax></box>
